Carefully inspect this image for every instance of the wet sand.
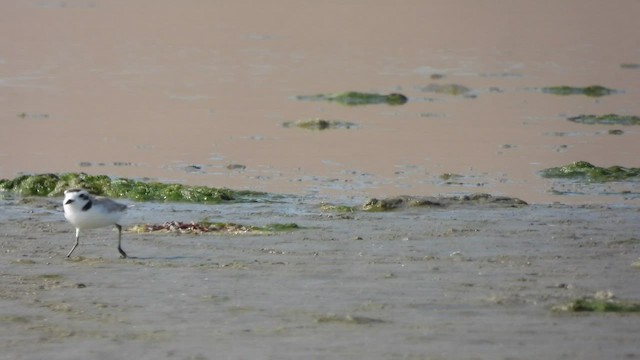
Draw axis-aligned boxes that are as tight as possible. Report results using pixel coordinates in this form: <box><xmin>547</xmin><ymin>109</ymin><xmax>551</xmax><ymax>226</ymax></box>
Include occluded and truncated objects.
<box><xmin>1</xmin><ymin>196</ymin><xmax>639</xmax><ymax>359</ymax></box>
<box><xmin>2</xmin><ymin>1</ymin><xmax>640</xmax><ymax>359</ymax></box>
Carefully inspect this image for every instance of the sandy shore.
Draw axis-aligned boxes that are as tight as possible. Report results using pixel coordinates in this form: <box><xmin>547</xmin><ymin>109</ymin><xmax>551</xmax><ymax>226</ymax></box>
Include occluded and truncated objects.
<box><xmin>1</xmin><ymin>195</ymin><xmax>639</xmax><ymax>360</ymax></box>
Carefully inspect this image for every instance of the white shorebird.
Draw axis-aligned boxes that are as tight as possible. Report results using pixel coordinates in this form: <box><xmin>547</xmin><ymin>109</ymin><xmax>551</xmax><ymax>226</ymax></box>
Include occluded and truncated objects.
<box><xmin>62</xmin><ymin>189</ymin><xmax>128</xmax><ymax>258</ymax></box>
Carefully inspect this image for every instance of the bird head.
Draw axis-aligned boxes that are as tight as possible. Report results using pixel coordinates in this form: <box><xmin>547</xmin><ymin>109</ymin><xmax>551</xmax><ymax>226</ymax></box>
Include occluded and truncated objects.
<box><xmin>63</xmin><ymin>189</ymin><xmax>92</xmax><ymax>209</ymax></box>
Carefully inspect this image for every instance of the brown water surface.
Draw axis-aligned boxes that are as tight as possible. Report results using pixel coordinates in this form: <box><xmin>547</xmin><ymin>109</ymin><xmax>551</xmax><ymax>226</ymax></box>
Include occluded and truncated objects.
<box><xmin>2</xmin><ymin>0</ymin><xmax>640</xmax><ymax>203</ymax></box>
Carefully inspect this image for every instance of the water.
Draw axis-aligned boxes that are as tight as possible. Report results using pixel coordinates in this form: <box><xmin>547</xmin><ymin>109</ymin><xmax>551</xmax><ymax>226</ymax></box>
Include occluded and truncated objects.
<box><xmin>2</xmin><ymin>0</ymin><xmax>639</xmax><ymax>204</ymax></box>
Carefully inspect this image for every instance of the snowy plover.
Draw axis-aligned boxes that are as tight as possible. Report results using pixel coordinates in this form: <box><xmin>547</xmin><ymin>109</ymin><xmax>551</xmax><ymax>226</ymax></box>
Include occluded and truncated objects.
<box><xmin>63</xmin><ymin>189</ymin><xmax>128</xmax><ymax>258</ymax></box>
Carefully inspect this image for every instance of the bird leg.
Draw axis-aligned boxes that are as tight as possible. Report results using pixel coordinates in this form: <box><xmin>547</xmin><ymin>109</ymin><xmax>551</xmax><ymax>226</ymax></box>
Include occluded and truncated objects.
<box><xmin>66</xmin><ymin>228</ymin><xmax>80</xmax><ymax>258</ymax></box>
<box><xmin>116</xmin><ymin>224</ymin><xmax>127</xmax><ymax>258</ymax></box>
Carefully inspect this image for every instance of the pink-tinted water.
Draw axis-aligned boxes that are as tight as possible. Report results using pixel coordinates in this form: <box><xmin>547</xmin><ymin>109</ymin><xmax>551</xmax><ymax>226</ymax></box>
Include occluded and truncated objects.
<box><xmin>2</xmin><ymin>0</ymin><xmax>639</xmax><ymax>204</ymax></box>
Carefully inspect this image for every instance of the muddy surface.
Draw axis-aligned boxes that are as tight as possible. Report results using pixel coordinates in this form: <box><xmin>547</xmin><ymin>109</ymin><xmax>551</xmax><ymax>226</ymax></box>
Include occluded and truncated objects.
<box><xmin>1</xmin><ymin>196</ymin><xmax>639</xmax><ymax>359</ymax></box>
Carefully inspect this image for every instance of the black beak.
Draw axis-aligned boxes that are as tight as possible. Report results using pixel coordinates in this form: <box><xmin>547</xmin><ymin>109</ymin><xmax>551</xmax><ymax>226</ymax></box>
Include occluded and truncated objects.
<box><xmin>65</xmin><ymin>199</ymin><xmax>74</xmax><ymax>205</ymax></box>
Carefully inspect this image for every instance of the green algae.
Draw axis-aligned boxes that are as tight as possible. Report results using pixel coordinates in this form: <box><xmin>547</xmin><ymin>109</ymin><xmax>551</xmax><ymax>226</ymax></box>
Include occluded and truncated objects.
<box><xmin>296</xmin><ymin>91</ymin><xmax>408</xmax><ymax>106</ymax></box>
<box><xmin>540</xmin><ymin>161</ymin><xmax>640</xmax><ymax>182</ymax></box>
<box><xmin>363</xmin><ymin>197</ymin><xmax>442</xmax><ymax>211</ymax></box>
<box><xmin>226</xmin><ymin>164</ymin><xmax>247</xmax><ymax>170</ymax></box>
<box><xmin>439</xmin><ymin>173</ymin><xmax>463</xmax><ymax>181</ymax></box>
<box><xmin>362</xmin><ymin>193</ymin><xmax>527</xmax><ymax>212</ymax></box>
<box><xmin>554</xmin><ymin>298</ymin><xmax>640</xmax><ymax>313</ymax></box>
<box><xmin>420</xmin><ymin>83</ymin><xmax>471</xmax><ymax>96</ymax></box>
<box><xmin>0</xmin><ymin>174</ymin><xmax>64</xmax><ymax>196</ymax></box>
<box><xmin>262</xmin><ymin>223</ymin><xmax>299</xmax><ymax>231</ymax></box>
<box><xmin>567</xmin><ymin>114</ymin><xmax>640</xmax><ymax>126</ymax></box>
<box><xmin>541</xmin><ymin>85</ymin><xmax>616</xmax><ymax>97</ymax></box>
<box><xmin>282</xmin><ymin>119</ymin><xmax>357</xmax><ymax>130</ymax></box>
<box><xmin>0</xmin><ymin>173</ymin><xmax>265</xmax><ymax>203</ymax></box>
<box><xmin>319</xmin><ymin>203</ymin><xmax>356</xmax><ymax>213</ymax></box>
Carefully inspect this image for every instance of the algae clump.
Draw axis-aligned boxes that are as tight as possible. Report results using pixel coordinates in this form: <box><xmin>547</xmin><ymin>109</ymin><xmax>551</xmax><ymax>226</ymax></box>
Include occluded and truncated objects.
<box><xmin>296</xmin><ymin>91</ymin><xmax>408</xmax><ymax>106</ymax></box>
<box><xmin>554</xmin><ymin>297</ymin><xmax>640</xmax><ymax>313</ymax></box>
<box><xmin>567</xmin><ymin>114</ymin><xmax>640</xmax><ymax>126</ymax></box>
<box><xmin>262</xmin><ymin>223</ymin><xmax>300</xmax><ymax>231</ymax></box>
<box><xmin>541</xmin><ymin>85</ymin><xmax>616</xmax><ymax>97</ymax></box>
<box><xmin>540</xmin><ymin>161</ymin><xmax>640</xmax><ymax>182</ymax></box>
<box><xmin>362</xmin><ymin>194</ymin><xmax>527</xmax><ymax>212</ymax></box>
<box><xmin>571</xmin><ymin>299</ymin><xmax>640</xmax><ymax>312</ymax></box>
<box><xmin>0</xmin><ymin>174</ymin><xmax>65</xmax><ymax>196</ymax></box>
<box><xmin>320</xmin><ymin>203</ymin><xmax>356</xmax><ymax>213</ymax></box>
<box><xmin>420</xmin><ymin>83</ymin><xmax>471</xmax><ymax>96</ymax></box>
<box><xmin>0</xmin><ymin>173</ymin><xmax>264</xmax><ymax>204</ymax></box>
<box><xmin>282</xmin><ymin>119</ymin><xmax>356</xmax><ymax>130</ymax></box>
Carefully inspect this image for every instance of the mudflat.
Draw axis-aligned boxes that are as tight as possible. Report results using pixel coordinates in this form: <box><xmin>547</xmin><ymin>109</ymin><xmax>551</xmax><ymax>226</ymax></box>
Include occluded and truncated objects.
<box><xmin>1</xmin><ymin>196</ymin><xmax>638</xmax><ymax>359</ymax></box>
<box><xmin>2</xmin><ymin>1</ymin><xmax>640</xmax><ymax>358</ymax></box>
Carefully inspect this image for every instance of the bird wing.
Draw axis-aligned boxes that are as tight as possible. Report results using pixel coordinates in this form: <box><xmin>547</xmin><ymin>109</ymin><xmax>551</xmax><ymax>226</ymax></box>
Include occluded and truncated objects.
<box><xmin>94</xmin><ymin>197</ymin><xmax>128</xmax><ymax>212</ymax></box>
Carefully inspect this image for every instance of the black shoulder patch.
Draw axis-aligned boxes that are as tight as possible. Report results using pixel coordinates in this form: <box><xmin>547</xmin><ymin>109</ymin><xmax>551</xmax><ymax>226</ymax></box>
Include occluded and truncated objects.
<box><xmin>82</xmin><ymin>200</ymin><xmax>93</xmax><ymax>211</ymax></box>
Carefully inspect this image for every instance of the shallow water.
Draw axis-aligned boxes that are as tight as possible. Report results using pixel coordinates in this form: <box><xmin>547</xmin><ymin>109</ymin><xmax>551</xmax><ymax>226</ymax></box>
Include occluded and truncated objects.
<box><xmin>2</xmin><ymin>0</ymin><xmax>640</xmax><ymax>204</ymax></box>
